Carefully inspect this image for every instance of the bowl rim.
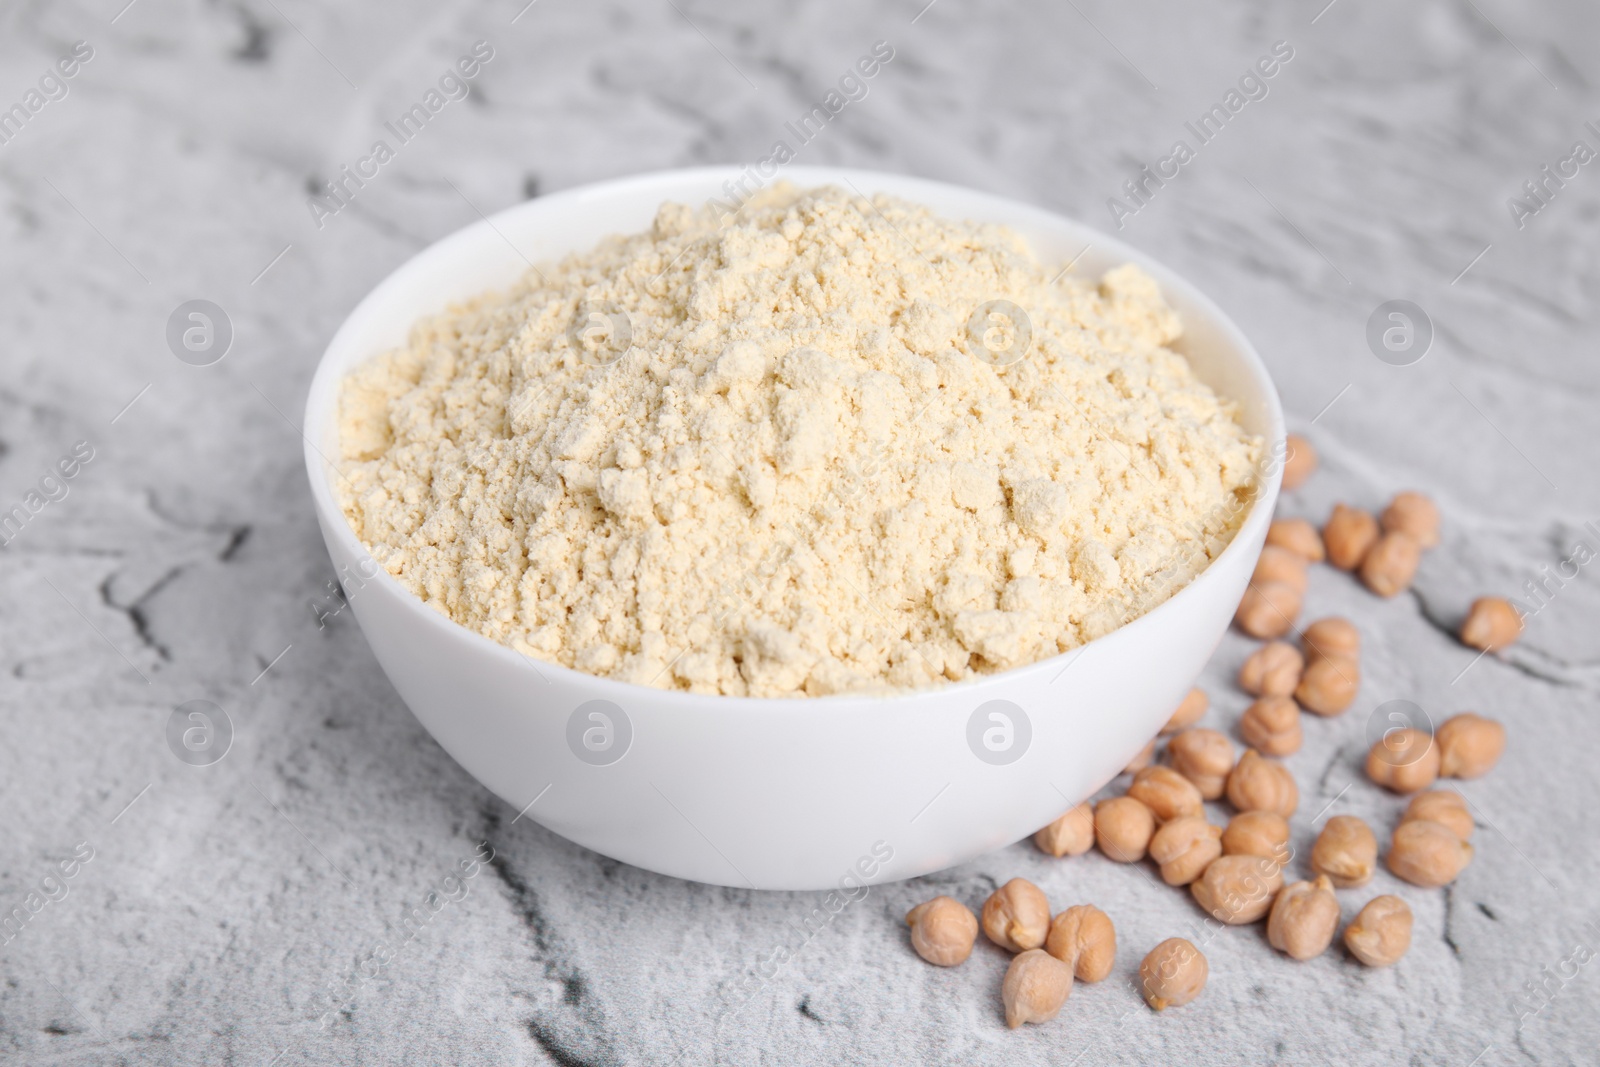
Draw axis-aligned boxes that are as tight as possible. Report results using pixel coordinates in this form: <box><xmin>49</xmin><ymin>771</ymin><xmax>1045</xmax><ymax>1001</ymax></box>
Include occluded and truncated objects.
<box><xmin>302</xmin><ymin>164</ymin><xmax>1286</xmax><ymax>713</ymax></box>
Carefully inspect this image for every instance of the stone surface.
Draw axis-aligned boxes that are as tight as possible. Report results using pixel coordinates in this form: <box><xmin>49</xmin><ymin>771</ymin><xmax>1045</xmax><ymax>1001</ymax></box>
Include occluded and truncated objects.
<box><xmin>1</xmin><ymin>1</ymin><xmax>1597</xmax><ymax>1064</ymax></box>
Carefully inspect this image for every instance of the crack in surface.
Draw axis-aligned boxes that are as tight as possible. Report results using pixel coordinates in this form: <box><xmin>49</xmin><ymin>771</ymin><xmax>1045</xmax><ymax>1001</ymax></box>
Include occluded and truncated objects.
<box><xmin>478</xmin><ymin>804</ymin><xmax>621</xmax><ymax>1067</ymax></box>
<box><xmin>80</xmin><ymin>493</ymin><xmax>256</xmax><ymax>665</ymax></box>
<box><xmin>219</xmin><ymin>524</ymin><xmax>251</xmax><ymax>562</ymax></box>
<box><xmin>98</xmin><ymin>567</ymin><xmax>184</xmax><ymax>662</ymax></box>
<box><xmin>1405</xmin><ymin>587</ymin><xmax>1460</xmax><ymax>645</ymax></box>
<box><xmin>1442</xmin><ymin>885</ymin><xmax>1463</xmax><ymax>957</ymax></box>
<box><xmin>1408</xmin><ymin>588</ymin><xmax>1599</xmax><ymax>692</ymax></box>
<box><xmin>1498</xmin><ymin>647</ymin><xmax>1600</xmax><ymax>691</ymax></box>
<box><xmin>1315</xmin><ymin>743</ymin><xmax>1352</xmax><ymax>796</ymax></box>
<box><xmin>527</xmin><ymin>1020</ymin><xmax>601</xmax><ymax>1067</ymax></box>
<box><xmin>228</xmin><ymin>2</ymin><xmax>273</xmax><ymax>63</ymax></box>
<box><xmin>142</xmin><ymin>490</ymin><xmax>253</xmax><ymax>562</ymax></box>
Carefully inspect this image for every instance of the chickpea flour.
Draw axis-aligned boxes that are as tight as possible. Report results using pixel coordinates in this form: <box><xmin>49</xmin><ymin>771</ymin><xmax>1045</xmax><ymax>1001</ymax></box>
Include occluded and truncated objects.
<box><xmin>336</xmin><ymin>184</ymin><xmax>1261</xmax><ymax>696</ymax></box>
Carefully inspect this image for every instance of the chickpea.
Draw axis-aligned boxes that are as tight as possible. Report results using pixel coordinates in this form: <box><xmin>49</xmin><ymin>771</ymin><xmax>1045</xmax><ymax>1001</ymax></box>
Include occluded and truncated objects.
<box><xmin>1034</xmin><ymin>802</ymin><xmax>1095</xmax><ymax>858</ymax></box>
<box><xmin>1044</xmin><ymin>904</ymin><xmax>1116</xmax><ymax>982</ymax></box>
<box><xmin>1161</xmin><ymin>687</ymin><xmax>1208</xmax><ymax>735</ymax></box>
<box><xmin>906</xmin><ymin>896</ymin><xmax>979</xmax><ymax>967</ymax></box>
<box><xmin>1381</xmin><ymin>491</ymin><xmax>1440</xmax><ymax>549</ymax></box>
<box><xmin>981</xmin><ymin>878</ymin><xmax>1051</xmax><ymax>952</ymax></box>
<box><xmin>1281</xmin><ymin>434</ymin><xmax>1317</xmax><ymax>491</ymax></box>
<box><xmin>1403</xmin><ymin>790</ymin><xmax>1474</xmax><ymax>841</ymax></box>
<box><xmin>1095</xmin><ymin>796</ymin><xmax>1156</xmax><ymax>863</ymax></box>
<box><xmin>1123</xmin><ymin>737</ymin><xmax>1157</xmax><ymax>774</ymax></box>
<box><xmin>1294</xmin><ymin>655</ymin><xmax>1360</xmax><ymax>717</ymax></box>
<box><xmin>1149</xmin><ymin>816</ymin><xmax>1223</xmax><ymax>887</ymax></box>
<box><xmin>1239</xmin><ymin>641</ymin><xmax>1305</xmax><ymax>698</ymax></box>
<box><xmin>1267</xmin><ymin>875</ymin><xmax>1341</xmax><ymax>961</ymax></box>
<box><xmin>1365</xmin><ymin>728</ymin><xmax>1440</xmax><ymax>794</ymax></box>
<box><xmin>1239</xmin><ymin>695</ymin><xmax>1303</xmax><ymax>757</ymax></box>
<box><xmin>1343</xmin><ymin>895</ymin><xmax>1413</xmax><ymax>967</ymax></box>
<box><xmin>1323</xmin><ymin>504</ymin><xmax>1379</xmax><ymax>571</ymax></box>
<box><xmin>1139</xmin><ymin>938</ymin><xmax>1208</xmax><ymax>1011</ymax></box>
<box><xmin>1460</xmin><ymin>596</ymin><xmax>1523</xmax><ymax>651</ymax></box>
<box><xmin>1310</xmin><ymin>815</ymin><xmax>1377</xmax><ymax>888</ymax></box>
<box><xmin>1129</xmin><ymin>766</ymin><xmax>1205</xmax><ymax>823</ymax></box>
<box><xmin>1436</xmin><ymin>713</ymin><xmax>1505</xmax><ymax>779</ymax></box>
<box><xmin>1235</xmin><ymin>580</ymin><xmax>1303</xmax><ymax>639</ymax></box>
<box><xmin>1265</xmin><ymin>517</ymin><xmax>1325</xmax><ymax>563</ymax></box>
<box><xmin>1359</xmin><ymin>531</ymin><xmax>1421</xmax><ymax>598</ymax></box>
<box><xmin>1387</xmin><ymin>819</ymin><xmax>1474</xmax><ymax>887</ymax></box>
<box><xmin>1225</xmin><ymin>749</ymin><xmax>1298</xmax><ymax>818</ymax></box>
<box><xmin>1221</xmin><ymin>811</ymin><xmax>1292</xmax><ymax>863</ymax></box>
<box><xmin>1166</xmin><ymin>729</ymin><xmax>1235</xmax><ymax>800</ymax></box>
<box><xmin>1191</xmin><ymin>854</ymin><xmax>1285</xmax><ymax>924</ymax></box>
<box><xmin>1254</xmin><ymin>544</ymin><xmax>1310</xmax><ymax>594</ymax></box>
<box><xmin>1302</xmin><ymin>616</ymin><xmax>1361</xmax><ymax>660</ymax></box>
<box><xmin>1001</xmin><ymin>949</ymin><xmax>1073</xmax><ymax>1028</ymax></box>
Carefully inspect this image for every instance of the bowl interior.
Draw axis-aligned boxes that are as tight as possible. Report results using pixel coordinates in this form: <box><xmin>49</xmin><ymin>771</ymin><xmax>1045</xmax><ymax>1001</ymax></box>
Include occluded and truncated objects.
<box><xmin>303</xmin><ymin>165</ymin><xmax>1284</xmax><ymax>706</ymax></box>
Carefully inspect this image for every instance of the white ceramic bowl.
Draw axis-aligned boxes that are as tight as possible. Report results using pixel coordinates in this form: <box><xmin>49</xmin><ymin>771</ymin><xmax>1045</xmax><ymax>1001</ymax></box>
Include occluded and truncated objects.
<box><xmin>303</xmin><ymin>166</ymin><xmax>1284</xmax><ymax>891</ymax></box>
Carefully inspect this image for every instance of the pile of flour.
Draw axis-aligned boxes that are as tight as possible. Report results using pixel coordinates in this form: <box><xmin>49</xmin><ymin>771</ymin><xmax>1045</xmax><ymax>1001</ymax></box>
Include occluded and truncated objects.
<box><xmin>336</xmin><ymin>184</ymin><xmax>1261</xmax><ymax>697</ymax></box>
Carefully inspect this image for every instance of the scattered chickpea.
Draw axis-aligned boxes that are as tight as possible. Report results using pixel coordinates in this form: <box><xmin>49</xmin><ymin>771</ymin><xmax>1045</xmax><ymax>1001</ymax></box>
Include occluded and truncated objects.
<box><xmin>1266</xmin><ymin>517</ymin><xmax>1325</xmax><ymax>563</ymax></box>
<box><xmin>1254</xmin><ymin>545</ymin><xmax>1310</xmax><ymax>594</ymax></box>
<box><xmin>900</xmin><ymin>470</ymin><xmax>1489</xmax><ymax>1006</ymax></box>
<box><xmin>1129</xmin><ymin>766</ymin><xmax>1205</xmax><ymax>823</ymax></box>
<box><xmin>1149</xmin><ymin>816</ymin><xmax>1223</xmax><ymax>887</ymax></box>
<box><xmin>1123</xmin><ymin>737</ymin><xmax>1157</xmax><ymax>774</ymax></box>
<box><xmin>1403</xmin><ymin>790</ymin><xmax>1474</xmax><ymax>841</ymax></box>
<box><xmin>1239</xmin><ymin>641</ymin><xmax>1305</xmax><ymax>698</ymax></box>
<box><xmin>981</xmin><ymin>878</ymin><xmax>1051</xmax><ymax>952</ymax></box>
<box><xmin>906</xmin><ymin>896</ymin><xmax>979</xmax><ymax>967</ymax></box>
<box><xmin>1166</xmin><ymin>729</ymin><xmax>1235</xmax><ymax>800</ymax></box>
<box><xmin>1139</xmin><ymin>938</ymin><xmax>1208</xmax><ymax>1011</ymax></box>
<box><xmin>1436</xmin><ymin>713</ymin><xmax>1506</xmax><ymax>779</ymax></box>
<box><xmin>1221</xmin><ymin>811</ymin><xmax>1291</xmax><ymax>863</ymax></box>
<box><xmin>1191</xmin><ymin>854</ymin><xmax>1285</xmax><ymax>924</ymax></box>
<box><xmin>1365</xmin><ymin>728</ymin><xmax>1440</xmax><ymax>794</ymax></box>
<box><xmin>1267</xmin><ymin>875</ymin><xmax>1341</xmax><ymax>961</ymax></box>
<box><xmin>1161</xmin><ymin>688</ymin><xmax>1208</xmax><ymax>735</ymax></box>
<box><xmin>1239</xmin><ymin>695</ymin><xmax>1303</xmax><ymax>757</ymax></box>
<box><xmin>1225</xmin><ymin>749</ymin><xmax>1299</xmax><ymax>818</ymax></box>
<box><xmin>1295</xmin><ymin>655</ymin><xmax>1360</xmax><ymax>717</ymax></box>
<box><xmin>1095</xmin><ymin>796</ymin><xmax>1156</xmax><ymax>863</ymax></box>
<box><xmin>1350</xmin><ymin>895</ymin><xmax>1414</xmax><ymax>972</ymax></box>
<box><xmin>1324</xmin><ymin>504</ymin><xmax>1379</xmax><ymax>571</ymax></box>
<box><xmin>1344</xmin><ymin>895</ymin><xmax>1413</xmax><ymax>968</ymax></box>
<box><xmin>1359</xmin><ymin>531</ymin><xmax>1422</xmax><ymax>598</ymax></box>
<box><xmin>1310</xmin><ymin>815</ymin><xmax>1377</xmax><ymax>889</ymax></box>
<box><xmin>1282</xmin><ymin>434</ymin><xmax>1317</xmax><ymax>491</ymax></box>
<box><xmin>1460</xmin><ymin>596</ymin><xmax>1523</xmax><ymax>651</ymax></box>
<box><xmin>1034</xmin><ymin>802</ymin><xmax>1095</xmax><ymax>858</ymax></box>
<box><xmin>1302</xmin><ymin>616</ymin><xmax>1361</xmax><ymax>660</ymax></box>
<box><xmin>1387</xmin><ymin>819</ymin><xmax>1474</xmax><ymax>887</ymax></box>
<box><xmin>1381</xmin><ymin>491</ymin><xmax>1441</xmax><ymax>549</ymax></box>
<box><xmin>1235</xmin><ymin>580</ymin><xmax>1303</xmax><ymax>639</ymax></box>
<box><xmin>1001</xmin><ymin>949</ymin><xmax>1073</xmax><ymax>1028</ymax></box>
<box><xmin>1044</xmin><ymin>904</ymin><xmax>1116</xmax><ymax>983</ymax></box>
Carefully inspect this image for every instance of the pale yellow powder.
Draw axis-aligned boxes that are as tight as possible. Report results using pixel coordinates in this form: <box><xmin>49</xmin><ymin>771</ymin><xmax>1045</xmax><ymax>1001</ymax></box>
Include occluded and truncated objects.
<box><xmin>335</xmin><ymin>184</ymin><xmax>1262</xmax><ymax>697</ymax></box>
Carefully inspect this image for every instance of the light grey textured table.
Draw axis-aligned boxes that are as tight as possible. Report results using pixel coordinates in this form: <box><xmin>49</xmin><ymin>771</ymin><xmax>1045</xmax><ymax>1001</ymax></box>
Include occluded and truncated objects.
<box><xmin>2</xmin><ymin>1</ymin><xmax>1597</xmax><ymax>1064</ymax></box>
